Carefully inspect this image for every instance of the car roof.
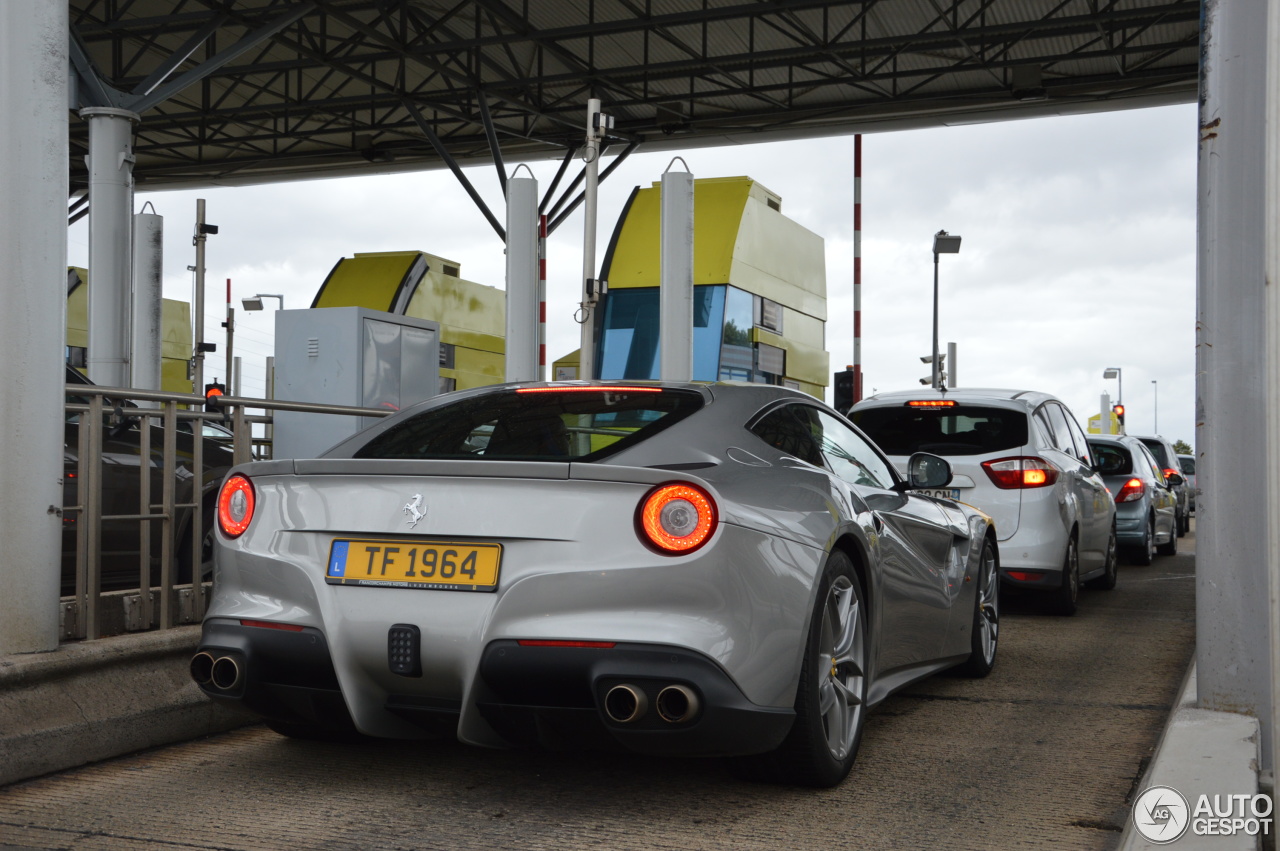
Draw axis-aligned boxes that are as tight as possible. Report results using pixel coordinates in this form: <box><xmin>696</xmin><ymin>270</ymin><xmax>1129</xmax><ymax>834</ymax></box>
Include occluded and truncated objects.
<box><xmin>854</xmin><ymin>387</ymin><xmax>1060</xmax><ymax>409</ymax></box>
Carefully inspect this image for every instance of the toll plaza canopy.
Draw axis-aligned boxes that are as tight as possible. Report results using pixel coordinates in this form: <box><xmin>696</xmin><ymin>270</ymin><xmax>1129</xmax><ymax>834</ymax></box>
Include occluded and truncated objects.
<box><xmin>67</xmin><ymin>0</ymin><xmax>1201</xmax><ymax>193</ymax></box>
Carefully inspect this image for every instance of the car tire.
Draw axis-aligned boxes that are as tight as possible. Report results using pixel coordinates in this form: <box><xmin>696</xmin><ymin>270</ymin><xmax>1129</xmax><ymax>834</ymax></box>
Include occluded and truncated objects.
<box><xmin>1049</xmin><ymin>534</ymin><xmax>1080</xmax><ymax>616</ymax></box>
<box><xmin>743</xmin><ymin>549</ymin><xmax>867</xmax><ymax>787</ymax></box>
<box><xmin>956</xmin><ymin>537</ymin><xmax>999</xmax><ymax>678</ymax></box>
<box><xmin>1176</xmin><ymin>506</ymin><xmax>1188</xmax><ymax>538</ymax></box>
<box><xmin>1130</xmin><ymin>515</ymin><xmax>1156</xmax><ymax>566</ymax></box>
<box><xmin>1087</xmin><ymin>525</ymin><xmax>1119</xmax><ymax>591</ymax></box>
<box><xmin>1157</xmin><ymin>518</ymin><xmax>1178</xmax><ymax>556</ymax></box>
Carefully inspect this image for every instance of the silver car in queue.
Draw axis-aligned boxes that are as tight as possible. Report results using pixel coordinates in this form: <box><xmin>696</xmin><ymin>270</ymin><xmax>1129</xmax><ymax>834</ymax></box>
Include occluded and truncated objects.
<box><xmin>192</xmin><ymin>381</ymin><xmax>1000</xmax><ymax>788</ymax></box>
<box><xmin>1088</xmin><ymin>435</ymin><xmax>1180</xmax><ymax>564</ymax></box>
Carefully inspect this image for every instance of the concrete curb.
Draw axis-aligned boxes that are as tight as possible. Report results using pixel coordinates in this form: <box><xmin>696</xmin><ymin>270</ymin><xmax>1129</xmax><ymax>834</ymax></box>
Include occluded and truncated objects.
<box><xmin>0</xmin><ymin>626</ymin><xmax>252</xmax><ymax>788</ymax></box>
<box><xmin>1120</xmin><ymin>660</ymin><xmax>1263</xmax><ymax>850</ymax></box>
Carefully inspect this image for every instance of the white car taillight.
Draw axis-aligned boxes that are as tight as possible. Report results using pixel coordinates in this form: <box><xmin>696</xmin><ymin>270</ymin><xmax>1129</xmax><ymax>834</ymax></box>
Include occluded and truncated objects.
<box><xmin>980</xmin><ymin>456</ymin><xmax>1060</xmax><ymax>490</ymax></box>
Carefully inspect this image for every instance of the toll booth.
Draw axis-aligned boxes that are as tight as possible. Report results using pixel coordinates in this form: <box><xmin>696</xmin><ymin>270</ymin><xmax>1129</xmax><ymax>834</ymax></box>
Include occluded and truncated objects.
<box><xmin>272</xmin><ymin>307</ymin><xmax>440</xmax><ymax>459</ymax></box>
<box><xmin>66</xmin><ymin>267</ymin><xmax>194</xmax><ymax>393</ymax></box>
<box><xmin>558</xmin><ymin>176</ymin><xmax>829</xmax><ymax>398</ymax></box>
<box><xmin>310</xmin><ymin>250</ymin><xmax>504</xmax><ymax>392</ymax></box>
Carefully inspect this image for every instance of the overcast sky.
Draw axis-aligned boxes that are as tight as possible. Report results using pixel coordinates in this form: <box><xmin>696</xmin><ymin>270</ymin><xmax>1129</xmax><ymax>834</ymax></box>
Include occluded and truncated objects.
<box><xmin>68</xmin><ymin>101</ymin><xmax>1198</xmax><ymax>448</ymax></box>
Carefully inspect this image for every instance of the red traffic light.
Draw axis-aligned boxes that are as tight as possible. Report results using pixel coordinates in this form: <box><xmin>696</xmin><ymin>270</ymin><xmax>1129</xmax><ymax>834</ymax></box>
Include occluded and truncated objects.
<box><xmin>1112</xmin><ymin>403</ymin><xmax>1125</xmax><ymax>424</ymax></box>
<box><xmin>204</xmin><ymin>382</ymin><xmax>226</xmax><ymax>410</ymax></box>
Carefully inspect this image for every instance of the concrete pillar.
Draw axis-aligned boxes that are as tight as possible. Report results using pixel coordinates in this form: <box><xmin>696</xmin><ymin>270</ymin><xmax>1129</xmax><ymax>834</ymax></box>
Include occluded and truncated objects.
<box><xmin>0</xmin><ymin>0</ymin><xmax>68</xmax><ymax>653</ymax></box>
<box><xmin>505</xmin><ymin>173</ymin><xmax>539</xmax><ymax>383</ymax></box>
<box><xmin>80</xmin><ymin>107</ymin><xmax>139</xmax><ymax>388</ymax></box>
<box><xmin>1266</xmin><ymin>0</ymin><xmax>1280</xmax><ymax>782</ymax></box>
<box><xmin>660</xmin><ymin>163</ymin><xmax>694</xmax><ymax>382</ymax></box>
<box><xmin>130</xmin><ymin>211</ymin><xmax>163</xmax><ymax>394</ymax></box>
<box><xmin>1197</xmin><ymin>0</ymin><xmax>1272</xmax><ymax>765</ymax></box>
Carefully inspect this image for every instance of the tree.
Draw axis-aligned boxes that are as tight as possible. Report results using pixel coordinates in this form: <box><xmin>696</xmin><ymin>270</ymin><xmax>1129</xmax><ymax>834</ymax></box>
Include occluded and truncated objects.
<box><xmin>1173</xmin><ymin>439</ymin><xmax>1192</xmax><ymax>455</ymax></box>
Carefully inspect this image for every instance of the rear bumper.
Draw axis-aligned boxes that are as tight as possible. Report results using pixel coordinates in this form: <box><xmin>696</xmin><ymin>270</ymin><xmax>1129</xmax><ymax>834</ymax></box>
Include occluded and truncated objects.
<box><xmin>194</xmin><ymin>620</ymin><xmax>795</xmax><ymax>756</ymax></box>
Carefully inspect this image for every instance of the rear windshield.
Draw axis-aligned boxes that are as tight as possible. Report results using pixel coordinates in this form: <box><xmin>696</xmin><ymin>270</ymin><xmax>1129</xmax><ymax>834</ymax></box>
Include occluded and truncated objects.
<box><xmin>353</xmin><ymin>387</ymin><xmax>702</xmax><ymax>461</ymax></box>
<box><xmin>1139</xmin><ymin>438</ymin><xmax>1171</xmax><ymax>467</ymax></box>
<box><xmin>850</xmin><ymin>404</ymin><xmax>1029</xmax><ymax>456</ymax></box>
<box><xmin>1179</xmin><ymin>456</ymin><xmax>1195</xmax><ymax>474</ymax></box>
<box><xmin>1089</xmin><ymin>442</ymin><xmax>1133</xmax><ymax>476</ymax></box>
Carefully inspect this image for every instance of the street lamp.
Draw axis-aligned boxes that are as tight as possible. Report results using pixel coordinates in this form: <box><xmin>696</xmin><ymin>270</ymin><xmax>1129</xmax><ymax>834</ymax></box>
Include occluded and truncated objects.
<box><xmin>1103</xmin><ymin>367</ymin><xmax>1123</xmax><ymax>404</ymax></box>
<box><xmin>242</xmin><ymin>293</ymin><xmax>285</xmax><ymax>312</ymax></box>
<box><xmin>1152</xmin><ymin>379</ymin><xmax>1158</xmax><ymax>433</ymax></box>
<box><xmin>931</xmin><ymin>230</ymin><xmax>962</xmax><ymax>389</ymax></box>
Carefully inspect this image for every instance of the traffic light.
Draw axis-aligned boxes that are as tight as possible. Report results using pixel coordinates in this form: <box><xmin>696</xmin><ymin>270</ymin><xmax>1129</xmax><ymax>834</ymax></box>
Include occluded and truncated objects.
<box><xmin>1112</xmin><ymin>403</ymin><xmax>1125</xmax><ymax>425</ymax></box>
<box><xmin>833</xmin><ymin>367</ymin><xmax>855</xmax><ymax>414</ymax></box>
<box><xmin>205</xmin><ymin>381</ymin><xmax>226</xmax><ymax>410</ymax></box>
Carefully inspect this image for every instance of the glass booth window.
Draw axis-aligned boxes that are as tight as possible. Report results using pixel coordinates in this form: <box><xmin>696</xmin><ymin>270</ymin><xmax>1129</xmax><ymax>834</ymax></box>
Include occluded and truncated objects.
<box><xmin>598</xmin><ymin>286</ymin><xmax>728</xmax><ymax>381</ymax></box>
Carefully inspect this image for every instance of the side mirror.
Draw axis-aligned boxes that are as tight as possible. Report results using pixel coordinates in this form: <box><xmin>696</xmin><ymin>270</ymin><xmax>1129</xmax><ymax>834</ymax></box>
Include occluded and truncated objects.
<box><xmin>905</xmin><ymin>452</ymin><xmax>953</xmax><ymax>490</ymax></box>
<box><xmin>1166</xmin><ymin>472</ymin><xmax>1185</xmax><ymax>487</ymax></box>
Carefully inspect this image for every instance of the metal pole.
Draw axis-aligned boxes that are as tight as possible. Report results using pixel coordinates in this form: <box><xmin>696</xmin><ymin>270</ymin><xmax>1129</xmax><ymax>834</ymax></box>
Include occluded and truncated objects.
<box><xmin>81</xmin><ymin>107</ymin><xmax>140</xmax><ymax>388</ymax></box>
<box><xmin>193</xmin><ymin>200</ymin><xmax>208</xmax><ymax>395</ymax></box>
<box><xmin>1198</xmin><ymin>0</ymin><xmax>1272</xmax><ymax>766</ymax></box>
<box><xmin>947</xmin><ymin>342</ymin><xmax>957</xmax><ymax>389</ymax></box>
<box><xmin>853</xmin><ymin>134</ymin><xmax>863</xmax><ymax>403</ymax></box>
<box><xmin>505</xmin><ymin>172</ymin><xmax>539</xmax><ymax>383</ymax></box>
<box><xmin>0</xmin><ymin>0</ymin><xmax>67</xmax><ymax>653</ymax></box>
<box><xmin>578</xmin><ymin>98</ymin><xmax>603</xmax><ymax>380</ymax></box>
<box><xmin>131</xmin><ymin>210</ymin><xmax>164</xmax><ymax>397</ymax></box>
<box><xmin>233</xmin><ymin>355</ymin><xmax>242</xmax><ymax>396</ymax></box>
<box><xmin>660</xmin><ymin>161</ymin><xmax>695</xmax><ymax>381</ymax></box>
<box><xmin>225</xmin><ymin>278</ymin><xmax>234</xmax><ymax>392</ymax></box>
<box><xmin>1152</xmin><ymin>380</ymin><xmax>1158</xmax><ymax>433</ymax></box>
<box><xmin>931</xmin><ymin>252</ymin><xmax>940</xmax><ymax>390</ymax></box>
<box><xmin>539</xmin><ymin>214</ymin><xmax>547</xmax><ymax>381</ymax></box>
<box><xmin>265</xmin><ymin>355</ymin><xmax>275</xmax><ymax>458</ymax></box>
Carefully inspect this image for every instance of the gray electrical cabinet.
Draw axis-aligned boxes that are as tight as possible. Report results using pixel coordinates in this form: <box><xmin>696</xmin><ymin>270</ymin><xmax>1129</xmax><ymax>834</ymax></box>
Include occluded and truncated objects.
<box><xmin>273</xmin><ymin>307</ymin><xmax>440</xmax><ymax>459</ymax></box>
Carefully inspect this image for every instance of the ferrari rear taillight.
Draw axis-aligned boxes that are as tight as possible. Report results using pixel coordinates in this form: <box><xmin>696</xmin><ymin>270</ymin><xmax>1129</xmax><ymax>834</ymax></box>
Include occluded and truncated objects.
<box><xmin>1115</xmin><ymin>477</ymin><xmax>1146</xmax><ymax>503</ymax></box>
<box><xmin>980</xmin><ymin>456</ymin><xmax>1060</xmax><ymax>489</ymax></box>
<box><xmin>217</xmin><ymin>474</ymin><xmax>256</xmax><ymax>537</ymax></box>
<box><xmin>639</xmin><ymin>483</ymin><xmax>717</xmax><ymax>554</ymax></box>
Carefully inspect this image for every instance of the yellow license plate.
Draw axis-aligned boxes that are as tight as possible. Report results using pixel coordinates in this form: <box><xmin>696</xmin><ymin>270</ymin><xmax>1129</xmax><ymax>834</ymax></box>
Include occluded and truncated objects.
<box><xmin>325</xmin><ymin>539</ymin><xmax>502</xmax><ymax>591</ymax></box>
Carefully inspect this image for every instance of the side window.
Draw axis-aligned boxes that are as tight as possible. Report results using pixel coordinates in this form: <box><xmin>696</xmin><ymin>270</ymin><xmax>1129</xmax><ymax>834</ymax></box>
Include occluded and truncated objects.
<box><xmin>1139</xmin><ymin>445</ymin><xmax>1166</xmax><ymax>484</ymax></box>
<box><xmin>1032</xmin><ymin>409</ymin><xmax>1057</xmax><ymax>449</ymax></box>
<box><xmin>748</xmin><ymin>404</ymin><xmax>824</xmax><ymax>467</ymax></box>
<box><xmin>812</xmin><ymin>409</ymin><xmax>895</xmax><ymax>489</ymax></box>
<box><xmin>1063</xmin><ymin>409</ymin><xmax>1093</xmax><ymax>467</ymax></box>
<box><xmin>1044</xmin><ymin>403</ymin><xmax>1078</xmax><ymax>458</ymax></box>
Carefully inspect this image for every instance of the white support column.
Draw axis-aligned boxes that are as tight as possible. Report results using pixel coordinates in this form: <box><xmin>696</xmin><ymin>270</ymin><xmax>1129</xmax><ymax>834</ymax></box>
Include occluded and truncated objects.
<box><xmin>0</xmin><ymin>0</ymin><xmax>68</xmax><ymax>653</ymax></box>
<box><xmin>578</xmin><ymin>98</ymin><xmax>603</xmax><ymax>380</ymax></box>
<box><xmin>80</xmin><ymin>107</ymin><xmax>139</xmax><ymax>388</ymax></box>
<box><xmin>946</xmin><ymin>342</ymin><xmax>957</xmax><ymax>389</ymax></box>
<box><xmin>660</xmin><ymin>162</ymin><xmax>694</xmax><ymax>382</ymax></box>
<box><xmin>131</xmin><ymin>210</ymin><xmax>163</xmax><ymax>395</ymax></box>
<box><xmin>505</xmin><ymin>172</ymin><xmax>539</xmax><ymax>383</ymax></box>
<box><xmin>1197</xmin><ymin>0</ymin><xmax>1272</xmax><ymax>766</ymax></box>
<box><xmin>1266</xmin><ymin>0</ymin><xmax>1280</xmax><ymax>783</ymax></box>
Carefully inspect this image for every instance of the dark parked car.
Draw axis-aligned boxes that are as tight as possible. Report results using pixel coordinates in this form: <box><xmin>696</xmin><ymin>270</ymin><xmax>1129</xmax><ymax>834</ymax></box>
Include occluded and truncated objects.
<box><xmin>1133</xmin><ymin>435</ymin><xmax>1191</xmax><ymax>537</ymax></box>
<box><xmin>1088</xmin><ymin>435</ymin><xmax>1180</xmax><ymax>565</ymax></box>
<box><xmin>63</xmin><ymin>366</ymin><xmax>234</xmax><ymax>594</ymax></box>
<box><xmin>1178</xmin><ymin>454</ymin><xmax>1196</xmax><ymax>515</ymax></box>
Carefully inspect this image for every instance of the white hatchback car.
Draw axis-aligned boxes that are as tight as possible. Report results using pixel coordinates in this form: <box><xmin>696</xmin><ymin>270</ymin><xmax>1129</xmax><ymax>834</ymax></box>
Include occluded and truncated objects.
<box><xmin>849</xmin><ymin>388</ymin><xmax>1117</xmax><ymax>615</ymax></box>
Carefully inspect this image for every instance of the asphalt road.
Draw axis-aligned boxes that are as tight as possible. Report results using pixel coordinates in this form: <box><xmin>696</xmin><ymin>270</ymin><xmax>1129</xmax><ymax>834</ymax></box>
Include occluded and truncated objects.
<box><xmin>0</xmin><ymin>527</ymin><xmax>1197</xmax><ymax>851</ymax></box>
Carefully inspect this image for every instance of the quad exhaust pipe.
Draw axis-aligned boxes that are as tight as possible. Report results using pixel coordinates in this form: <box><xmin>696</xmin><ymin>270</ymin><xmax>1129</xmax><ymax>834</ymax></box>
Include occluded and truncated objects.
<box><xmin>604</xmin><ymin>684</ymin><xmax>648</xmax><ymax>723</ymax></box>
<box><xmin>603</xmin><ymin>683</ymin><xmax>700</xmax><ymax>725</ymax></box>
<box><xmin>655</xmin><ymin>685</ymin><xmax>700</xmax><ymax>724</ymax></box>
<box><xmin>190</xmin><ymin>651</ymin><xmax>243</xmax><ymax>691</ymax></box>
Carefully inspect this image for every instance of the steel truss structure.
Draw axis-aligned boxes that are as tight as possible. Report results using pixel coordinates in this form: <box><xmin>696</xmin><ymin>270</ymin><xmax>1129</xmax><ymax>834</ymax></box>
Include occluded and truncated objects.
<box><xmin>68</xmin><ymin>0</ymin><xmax>1201</xmax><ymax>196</ymax></box>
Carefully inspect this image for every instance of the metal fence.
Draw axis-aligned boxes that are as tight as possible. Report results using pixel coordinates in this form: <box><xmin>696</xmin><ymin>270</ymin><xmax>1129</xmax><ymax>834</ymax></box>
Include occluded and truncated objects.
<box><xmin>62</xmin><ymin>383</ymin><xmax>392</xmax><ymax>642</ymax></box>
